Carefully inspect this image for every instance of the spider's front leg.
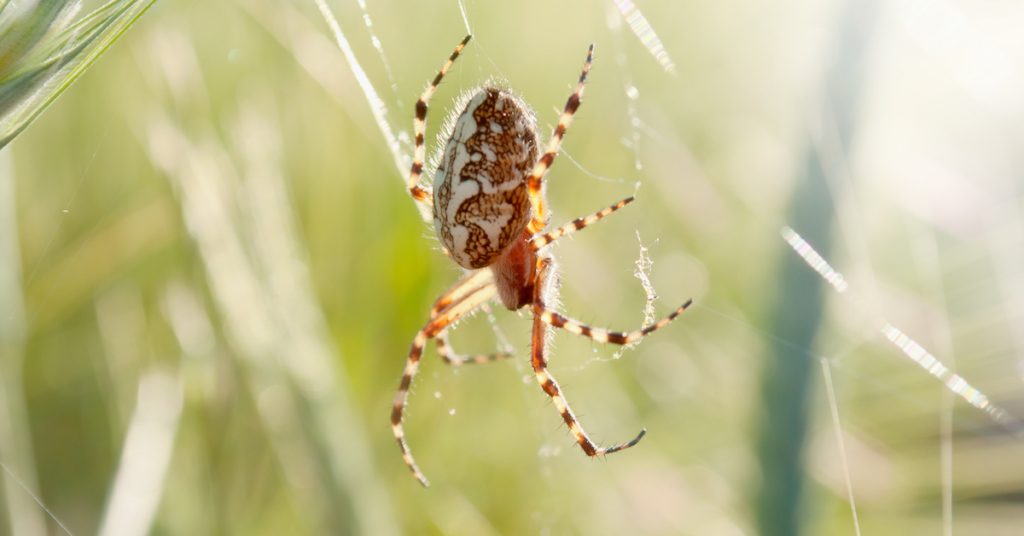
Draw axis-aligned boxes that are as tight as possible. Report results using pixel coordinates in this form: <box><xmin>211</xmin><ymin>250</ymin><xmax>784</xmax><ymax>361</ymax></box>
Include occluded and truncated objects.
<box><xmin>406</xmin><ymin>35</ymin><xmax>471</xmax><ymax>205</ymax></box>
<box><xmin>529</xmin><ymin>256</ymin><xmax>647</xmax><ymax>457</ymax></box>
<box><xmin>525</xmin><ymin>44</ymin><xmax>594</xmax><ymax>233</ymax></box>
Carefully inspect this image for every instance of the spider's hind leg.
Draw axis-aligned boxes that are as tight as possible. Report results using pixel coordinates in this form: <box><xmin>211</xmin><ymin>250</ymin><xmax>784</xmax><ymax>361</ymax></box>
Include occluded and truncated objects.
<box><xmin>436</xmin><ymin>331</ymin><xmax>512</xmax><ymax>366</ymax></box>
<box><xmin>529</xmin><ymin>256</ymin><xmax>647</xmax><ymax>457</ymax></box>
<box><xmin>391</xmin><ymin>269</ymin><xmax>497</xmax><ymax>486</ymax></box>
<box><xmin>430</xmin><ymin>271</ymin><xmax>514</xmax><ymax>365</ymax></box>
<box><xmin>531</xmin><ymin>195</ymin><xmax>693</xmax><ymax>343</ymax></box>
<box><xmin>540</xmin><ymin>300</ymin><xmax>692</xmax><ymax>345</ymax></box>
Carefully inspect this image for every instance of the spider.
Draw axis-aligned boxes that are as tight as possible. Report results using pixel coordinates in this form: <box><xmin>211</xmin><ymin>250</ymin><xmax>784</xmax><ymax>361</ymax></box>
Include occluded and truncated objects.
<box><xmin>392</xmin><ymin>35</ymin><xmax>693</xmax><ymax>486</ymax></box>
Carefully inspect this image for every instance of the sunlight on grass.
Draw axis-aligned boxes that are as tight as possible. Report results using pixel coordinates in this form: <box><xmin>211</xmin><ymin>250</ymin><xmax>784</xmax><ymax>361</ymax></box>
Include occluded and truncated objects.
<box><xmin>0</xmin><ymin>0</ymin><xmax>156</xmax><ymax>148</ymax></box>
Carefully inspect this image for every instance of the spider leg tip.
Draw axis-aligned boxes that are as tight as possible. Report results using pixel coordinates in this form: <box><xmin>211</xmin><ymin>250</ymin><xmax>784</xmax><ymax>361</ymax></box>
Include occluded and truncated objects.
<box><xmin>622</xmin><ymin>430</ymin><xmax>647</xmax><ymax>450</ymax></box>
<box><xmin>682</xmin><ymin>298</ymin><xmax>694</xmax><ymax>309</ymax></box>
<box><xmin>412</xmin><ymin>468</ymin><xmax>431</xmax><ymax>487</ymax></box>
<box><xmin>602</xmin><ymin>428</ymin><xmax>648</xmax><ymax>455</ymax></box>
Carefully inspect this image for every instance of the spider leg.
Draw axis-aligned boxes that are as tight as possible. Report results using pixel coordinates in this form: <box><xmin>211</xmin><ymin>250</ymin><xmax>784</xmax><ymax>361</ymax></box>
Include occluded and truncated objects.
<box><xmin>529</xmin><ymin>196</ymin><xmax>634</xmax><ymax>250</ymax></box>
<box><xmin>430</xmin><ymin>268</ymin><xmax>493</xmax><ymax>319</ymax></box>
<box><xmin>407</xmin><ymin>34</ymin><xmax>472</xmax><ymax>205</ymax></box>
<box><xmin>436</xmin><ymin>331</ymin><xmax>513</xmax><ymax>366</ymax></box>
<box><xmin>526</xmin><ymin>44</ymin><xmax>594</xmax><ymax>234</ymax></box>
<box><xmin>529</xmin><ymin>255</ymin><xmax>647</xmax><ymax>457</ymax></box>
<box><xmin>429</xmin><ymin>271</ymin><xmax>513</xmax><ymax>364</ymax></box>
<box><xmin>392</xmin><ymin>271</ymin><xmax>495</xmax><ymax>487</ymax></box>
<box><xmin>540</xmin><ymin>299</ymin><xmax>693</xmax><ymax>344</ymax></box>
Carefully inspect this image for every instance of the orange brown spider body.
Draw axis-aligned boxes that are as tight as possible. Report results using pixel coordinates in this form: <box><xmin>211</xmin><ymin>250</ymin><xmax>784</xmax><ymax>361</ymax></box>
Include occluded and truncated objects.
<box><xmin>430</xmin><ymin>86</ymin><xmax>543</xmax><ymax>310</ymax></box>
<box><xmin>393</xmin><ymin>35</ymin><xmax>692</xmax><ymax>487</ymax></box>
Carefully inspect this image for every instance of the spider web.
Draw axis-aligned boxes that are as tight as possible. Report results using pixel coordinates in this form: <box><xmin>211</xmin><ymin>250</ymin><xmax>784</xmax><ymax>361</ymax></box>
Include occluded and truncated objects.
<box><xmin>5</xmin><ymin>0</ymin><xmax>1024</xmax><ymax>534</ymax></box>
<box><xmin>312</xmin><ymin>0</ymin><xmax>1024</xmax><ymax>533</ymax></box>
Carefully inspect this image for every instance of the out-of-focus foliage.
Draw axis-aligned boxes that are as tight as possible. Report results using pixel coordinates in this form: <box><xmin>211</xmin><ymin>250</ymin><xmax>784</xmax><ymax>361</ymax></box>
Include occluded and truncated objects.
<box><xmin>0</xmin><ymin>0</ymin><xmax>156</xmax><ymax>148</ymax></box>
<box><xmin>4</xmin><ymin>0</ymin><xmax>1024</xmax><ymax>535</ymax></box>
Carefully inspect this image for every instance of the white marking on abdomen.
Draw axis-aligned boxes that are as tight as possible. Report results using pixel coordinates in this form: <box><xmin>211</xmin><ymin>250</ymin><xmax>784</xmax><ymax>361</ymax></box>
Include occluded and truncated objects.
<box><xmin>467</xmin><ymin>206</ymin><xmax>514</xmax><ymax>250</ymax></box>
<box><xmin>453</xmin><ymin>92</ymin><xmax>485</xmax><ymax>143</ymax></box>
<box><xmin>479</xmin><ymin>143</ymin><xmax>496</xmax><ymax>162</ymax></box>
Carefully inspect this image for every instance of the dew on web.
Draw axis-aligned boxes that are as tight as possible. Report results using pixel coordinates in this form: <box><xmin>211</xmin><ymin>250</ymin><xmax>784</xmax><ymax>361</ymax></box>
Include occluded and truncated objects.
<box><xmin>312</xmin><ymin>0</ymin><xmax>424</xmax><ymax>220</ymax></box>
<box><xmin>782</xmin><ymin>225</ymin><xmax>1024</xmax><ymax>437</ymax></box>
<box><xmin>610</xmin><ymin>0</ymin><xmax>676</xmax><ymax>74</ymax></box>
<box><xmin>354</xmin><ymin>0</ymin><xmax>400</xmax><ymax>104</ymax></box>
<box><xmin>456</xmin><ymin>0</ymin><xmax>473</xmax><ymax>35</ymax></box>
<box><xmin>611</xmin><ymin>231</ymin><xmax>659</xmax><ymax>360</ymax></box>
<box><xmin>781</xmin><ymin>226</ymin><xmax>849</xmax><ymax>293</ymax></box>
<box><xmin>882</xmin><ymin>324</ymin><xmax>1022</xmax><ymax>434</ymax></box>
<box><xmin>537</xmin><ymin>443</ymin><xmax>562</xmax><ymax>458</ymax></box>
<box><xmin>606</xmin><ymin>3</ymin><xmax>644</xmax><ymax>171</ymax></box>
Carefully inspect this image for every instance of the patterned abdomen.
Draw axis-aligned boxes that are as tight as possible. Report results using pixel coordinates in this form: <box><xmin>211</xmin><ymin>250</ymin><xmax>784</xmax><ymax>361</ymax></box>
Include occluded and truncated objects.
<box><xmin>433</xmin><ymin>87</ymin><xmax>539</xmax><ymax>269</ymax></box>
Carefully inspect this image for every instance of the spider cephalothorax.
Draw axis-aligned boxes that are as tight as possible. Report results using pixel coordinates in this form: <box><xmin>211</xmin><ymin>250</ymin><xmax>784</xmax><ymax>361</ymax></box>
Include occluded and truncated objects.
<box><xmin>393</xmin><ymin>35</ymin><xmax>693</xmax><ymax>486</ymax></box>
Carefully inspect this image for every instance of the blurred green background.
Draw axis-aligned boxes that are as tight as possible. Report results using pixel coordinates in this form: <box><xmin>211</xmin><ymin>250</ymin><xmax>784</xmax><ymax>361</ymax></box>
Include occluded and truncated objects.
<box><xmin>2</xmin><ymin>0</ymin><xmax>1023</xmax><ymax>534</ymax></box>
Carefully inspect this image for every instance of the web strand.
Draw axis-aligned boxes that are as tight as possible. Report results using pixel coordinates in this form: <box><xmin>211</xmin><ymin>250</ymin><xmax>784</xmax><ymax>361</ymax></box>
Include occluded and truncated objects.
<box><xmin>781</xmin><ymin>226</ymin><xmax>1024</xmax><ymax>437</ymax></box>
<box><xmin>354</xmin><ymin>0</ymin><xmax>401</xmax><ymax>104</ymax></box>
<box><xmin>820</xmin><ymin>358</ymin><xmax>863</xmax><ymax>536</ymax></box>
<box><xmin>610</xmin><ymin>0</ymin><xmax>676</xmax><ymax>74</ymax></box>
<box><xmin>0</xmin><ymin>462</ymin><xmax>73</xmax><ymax>536</ymax></box>
<box><xmin>312</xmin><ymin>0</ymin><xmax>428</xmax><ymax>221</ymax></box>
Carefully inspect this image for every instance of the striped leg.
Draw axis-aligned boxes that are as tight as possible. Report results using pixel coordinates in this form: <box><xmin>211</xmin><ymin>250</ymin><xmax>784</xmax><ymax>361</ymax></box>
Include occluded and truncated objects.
<box><xmin>540</xmin><ymin>299</ymin><xmax>693</xmax><ymax>344</ymax></box>
<box><xmin>526</xmin><ymin>44</ymin><xmax>594</xmax><ymax>233</ymax></box>
<box><xmin>392</xmin><ymin>329</ymin><xmax>433</xmax><ymax>486</ymax></box>
<box><xmin>436</xmin><ymin>331</ymin><xmax>512</xmax><ymax>366</ymax></box>
<box><xmin>429</xmin><ymin>271</ymin><xmax>512</xmax><ymax>365</ymax></box>
<box><xmin>392</xmin><ymin>270</ymin><xmax>495</xmax><ymax>487</ymax></box>
<box><xmin>529</xmin><ymin>196</ymin><xmax>634</xmax><ymax>250</ymax></box>
<box><xmin>408</xmin><ymin>34</ymin><xmax>472</xmax><ymax>205</ymax></box>
<box><xmin>529</xmin><ymin>256</ymin><xmax>647</xmax><ymax>457</ymax></box>
<box><xmin>430</xmin><ymin>269</ymin><xmax>492</xmax><ymax>319</ymax></box>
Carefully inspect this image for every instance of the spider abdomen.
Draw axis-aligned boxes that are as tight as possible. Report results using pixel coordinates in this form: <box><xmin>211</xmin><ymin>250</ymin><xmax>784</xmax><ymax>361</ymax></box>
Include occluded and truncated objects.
<box><xmin>433</xmin><ymin>87</ymin><xmax>539</xmax><ymax>269</ymax></box>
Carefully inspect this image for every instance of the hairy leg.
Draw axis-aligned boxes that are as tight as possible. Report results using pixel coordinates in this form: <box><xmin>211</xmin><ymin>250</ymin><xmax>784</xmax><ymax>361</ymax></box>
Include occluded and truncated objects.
<box><xmin>525</xmin><ymin>45</ymin><xmax>594</xmax><ymax>233</ymax></box>
<box><xmin>529</xmin><ymin>196</ymin><xmax>634</xmax><ymax>250</ymax></box>
<box><xmin>540</xmin><ymin>300</ymin><xmax>692</xmax><ymax>344</ymax></box>
<box><xmin>407</xmin><ymin>35</ymin><xmax>471</xmax><ymax>205</ymax></box>
<box><xmin>528</xmin><ymin>256</ymin><xmax>646</xmax><ymax>457</ymax></box>
<box><xmin>391</xmin><ymin>268</ymin><xmax>496</xmax><ymax>486</ymax></box>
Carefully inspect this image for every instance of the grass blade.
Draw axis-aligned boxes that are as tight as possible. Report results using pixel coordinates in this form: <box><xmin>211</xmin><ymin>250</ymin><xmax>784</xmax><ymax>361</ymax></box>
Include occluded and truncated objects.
<box><xmin>0</xmin><ymin>0</ymin><xmax>157</xmax><ymax>149</ymax></box>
